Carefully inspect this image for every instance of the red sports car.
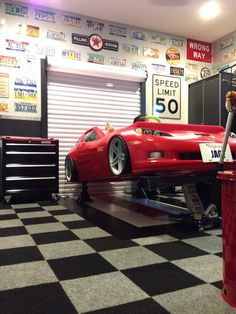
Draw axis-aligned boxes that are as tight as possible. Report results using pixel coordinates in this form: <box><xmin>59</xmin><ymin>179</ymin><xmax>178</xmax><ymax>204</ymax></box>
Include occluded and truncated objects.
<box><xmin>65</xmin><ymin>121</ymin><xmax>236</xmax><ymax>183</ymax></box>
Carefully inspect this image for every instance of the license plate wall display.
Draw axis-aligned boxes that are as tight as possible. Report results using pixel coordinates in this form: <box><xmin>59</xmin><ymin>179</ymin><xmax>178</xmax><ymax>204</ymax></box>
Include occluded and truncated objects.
<box><xmin>0</xmin><ymin>54</ymin><xmax>41</xmax><ymax>121</ymax></box>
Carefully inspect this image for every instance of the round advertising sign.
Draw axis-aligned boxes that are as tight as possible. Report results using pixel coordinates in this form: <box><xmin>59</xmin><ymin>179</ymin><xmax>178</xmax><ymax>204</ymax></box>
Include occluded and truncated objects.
<box><xmin>166</xmin><ymin>47</ymin><xmax>180</xmax><ymax>65</ymax></box>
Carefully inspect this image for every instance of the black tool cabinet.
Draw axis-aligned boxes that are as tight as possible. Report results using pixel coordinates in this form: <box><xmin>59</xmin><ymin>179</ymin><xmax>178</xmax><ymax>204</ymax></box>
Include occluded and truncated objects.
<box><xmin>0</xmin><ymin>137</ymin><xmax>59</xmax><ymax>203</ymax></box>
<box><xmin>188</xmin><ymin>71</ymin><xmax>236</xmax><ymax>130</ymax></box>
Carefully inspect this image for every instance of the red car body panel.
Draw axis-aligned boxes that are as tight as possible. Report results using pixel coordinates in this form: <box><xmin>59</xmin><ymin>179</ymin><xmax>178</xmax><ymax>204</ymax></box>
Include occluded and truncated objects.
<box><xmin>67</xmin><ymin>122</ymin><xmax>236</xmax><ymax>182</ymax></box>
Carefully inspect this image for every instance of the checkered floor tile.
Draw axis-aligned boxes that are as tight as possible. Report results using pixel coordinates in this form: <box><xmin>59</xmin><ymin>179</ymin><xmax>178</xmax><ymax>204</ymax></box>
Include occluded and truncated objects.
<box><xmin>0</xmin><ymin>196</ymin><xmax>235</xmax><ymax>314</ymax></box>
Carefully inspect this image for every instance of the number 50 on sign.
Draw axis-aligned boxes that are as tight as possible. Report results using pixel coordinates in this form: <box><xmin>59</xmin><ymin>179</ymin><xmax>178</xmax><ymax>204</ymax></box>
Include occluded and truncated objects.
<box><xmin>152</xmin><ymin>74</ymin><xmax>181</xmax><ymax>120</ymax></box>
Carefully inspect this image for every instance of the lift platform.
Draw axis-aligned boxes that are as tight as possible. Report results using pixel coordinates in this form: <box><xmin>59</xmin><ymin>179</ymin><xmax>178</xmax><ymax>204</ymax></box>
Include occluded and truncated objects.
<box><xmin>78</xmin><ymin>172</ymin><xmax>221</xmax><ymax>231</ymax></box>
<box><xmin>132</xmin><ymin>173</ymin><xmax>221</xmax><ymax>231</ymax></box>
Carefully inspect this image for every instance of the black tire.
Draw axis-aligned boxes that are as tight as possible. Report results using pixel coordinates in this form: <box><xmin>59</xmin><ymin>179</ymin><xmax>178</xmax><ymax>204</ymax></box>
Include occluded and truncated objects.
<box><xmin>65</xmin><ymin>156</ymin><xmax>77</xmax><ymax>182</ymax></box>
<box><xmin>108</xmin><ymin>136</ymin><xmax>130</xmax><ymax>176</ymax></box>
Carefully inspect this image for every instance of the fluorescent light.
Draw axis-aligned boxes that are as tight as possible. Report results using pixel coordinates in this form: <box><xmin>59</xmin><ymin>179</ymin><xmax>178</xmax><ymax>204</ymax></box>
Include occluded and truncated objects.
<box><xmin>200</xmin><ymin>1</ymin><xmax>220</xmax><ymax>20</ymax></box>
<box><xmin>106</xmin><ymin>82</ymin><xmax>114</xmax><ymax>87</ymax></box>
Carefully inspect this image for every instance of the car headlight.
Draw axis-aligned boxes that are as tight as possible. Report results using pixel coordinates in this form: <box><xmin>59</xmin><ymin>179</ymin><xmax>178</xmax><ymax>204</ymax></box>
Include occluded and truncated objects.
<box><xmin>135</xmin><ymin>128</ymin><xmax>143</xmax><ymax>135</ymax></box>
<box><xmin>142</xmin><ymin>128</ymin><xmax>172</xmax><ymax>137</ymax></box>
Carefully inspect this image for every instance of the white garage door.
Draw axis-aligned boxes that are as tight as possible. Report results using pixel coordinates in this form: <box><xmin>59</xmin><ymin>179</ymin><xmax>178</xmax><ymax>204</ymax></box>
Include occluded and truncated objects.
<box><xmin>47</xmin><ymin>67</ymin><xmax>145</xmax><ymax>198</ymax></box>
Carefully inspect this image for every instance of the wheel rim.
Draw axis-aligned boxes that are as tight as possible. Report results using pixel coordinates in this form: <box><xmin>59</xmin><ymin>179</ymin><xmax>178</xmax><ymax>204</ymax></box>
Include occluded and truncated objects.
<box><xmin>109</xmin><ymin>138</ymin><xmax>126</xmax><ymax>175</ymax></box>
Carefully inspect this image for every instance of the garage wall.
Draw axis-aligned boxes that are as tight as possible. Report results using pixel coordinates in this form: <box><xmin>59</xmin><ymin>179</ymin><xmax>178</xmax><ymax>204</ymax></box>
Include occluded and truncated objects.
<box><xmin>47</xmin><ymin>70</ymin><xmax>143</xmax><ymax>196</ymax></box>
<box><xmin>212</xmin><ymin>31</ymin><xmax>236</xmax><ymax>73</ymax></box>
<box><xmin>0</xmin><ymin>1</ymin><xmax>214</xmax><ymax>125</ymax></box>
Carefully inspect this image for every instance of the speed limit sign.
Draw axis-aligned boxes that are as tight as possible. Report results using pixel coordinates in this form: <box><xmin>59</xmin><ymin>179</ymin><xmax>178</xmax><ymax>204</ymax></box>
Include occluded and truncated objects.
<box><xmin>152</xmin><ymin>74</ymin><xmax>181</xmax><ymax>119</ymax></box>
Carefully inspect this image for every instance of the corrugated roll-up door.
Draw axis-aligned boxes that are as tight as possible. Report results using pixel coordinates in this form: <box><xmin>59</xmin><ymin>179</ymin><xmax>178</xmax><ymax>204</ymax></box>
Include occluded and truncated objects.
<box><xmin>47</xmin><ymin>65</ymin><xmax>146</xmax><ymax>198</ymax></box>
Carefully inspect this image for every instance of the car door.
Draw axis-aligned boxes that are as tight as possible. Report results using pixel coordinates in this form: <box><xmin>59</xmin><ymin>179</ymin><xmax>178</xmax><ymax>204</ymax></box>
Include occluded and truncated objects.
<box><xmin>75</xmin><ymin>129</ymin><xmax>106</xmax><ymax>180</ymax></box>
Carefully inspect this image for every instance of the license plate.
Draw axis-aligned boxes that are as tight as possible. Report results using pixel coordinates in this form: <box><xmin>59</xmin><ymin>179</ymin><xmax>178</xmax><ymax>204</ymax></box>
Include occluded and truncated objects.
<box><xmin>6</xmin><ymin>39</ymin><xmax>28</xmax><ymax>52</ymax></box>
<box><xmin>46</xmin><ymin>30</ymin><xmax>65</xmax><ymax>41</ymax></box>
<box><xmin>199</xmin><ymin>143</ymin><xmax>233</xmax><ymax>163</ymax></box>
<box><xmin>14</xmin><ymin>88</ymin><xmax>37</xmax><ymax>100</ymax></box>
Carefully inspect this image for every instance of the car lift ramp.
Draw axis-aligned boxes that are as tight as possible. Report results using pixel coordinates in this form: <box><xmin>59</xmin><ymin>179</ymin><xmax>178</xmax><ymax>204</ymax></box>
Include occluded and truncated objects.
<box><xmin>126</xmin><ymin>196</ymin><xmax>190</xmax><ymax>216</ymax></box>
<box><xmin>78</xmin><ymin>173</ymin><xmax>220</xmax><ymax>230</ymax></box>
<box><xmin>132</xmin><ymin>175</ymin><xmax>220</xmax><ymax>231</ymax></box>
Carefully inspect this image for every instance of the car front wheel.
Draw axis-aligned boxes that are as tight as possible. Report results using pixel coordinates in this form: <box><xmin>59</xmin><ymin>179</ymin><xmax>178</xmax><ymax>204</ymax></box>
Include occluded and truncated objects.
<box><xmin>108</xmin><ymin>136</ymin><xmax>129</xmax><ymax>176</ymax></box>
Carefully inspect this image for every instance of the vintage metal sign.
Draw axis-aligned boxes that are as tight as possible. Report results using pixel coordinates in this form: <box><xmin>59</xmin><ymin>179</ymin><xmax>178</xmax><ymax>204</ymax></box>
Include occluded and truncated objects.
<box><xmin>166</xmin><ymin>47</ymin><xmax>181</xmax><ymax>65</ymax></box>
<box><xmin>0</xmin><ymin>102</ymin><xmax>9</xmax><ymax>112</ymax></box>
<box><xmin>0</xmin><ymin>55</ymin><xmax>20</xmax><ymax>68</ymax></box>
<box><xmin>220</xmin><ymin>36</ymin><xmax>234</xmax><ymax>50</ymax></box>
<box><xmin>47</xmin><ymin>30</ymin><xmax>65</xmax><ymax>41</ymax></box>
<box><xmin>0</xmin><ymin>73</ymin><xmax>9</xmax><ymax>98</ymax></box>
<box><xmin>35</xmin><ymin>45</ymin><xmax>55</xmax><ymax>56</ymax></box>
<box><xmin>223</xmin><ymin>48</ymin><xmax>236</xmax><ymax>62</ymax></box>
<box><xmin>15</xmin><ymin>102</ymin><xmax>37</xmax><ymax>113</ymax></box>
<box><xmin>61</xmin><ymin>15</ymin><xmax>81</xmax><ymax>27</ymax></box>
<box><xmin>72</xmin><ymin>33</ymin><xmax>118</xmax><ymax>51</ymax></box>
<box><xmin>170</xmin><ymin>38</ymin><xmax>184</xmax><ymax>48</ymax></box>
<box><xmin>16</xmin><ymin>23</ymin><xmax>25</xmax><ymax>35</ymax></box>
<box><xmin>152</xmin><ymin>63</ymin><xmax>166</xmax><ymax>73</ymax></box>
<box><xmin>187</xmin><ymin>38</ymin><xmax>212</xmax><ymax>63</ymax></box>
<box><xmin>123</xmin><ymin>44</ymin><xmax>139</xmax><ymax>55</ymax></box>
<box><xmin>35</xmin><ymin>9</ymin><xmax>55</xmax><ymax>23</ymax></box>
<box><xmin>143</xmin><ymin>47</ymin><xmax>159</xmax><ymax>58</ymax></box>
<box><xmin>132</xmin><ymin>61</ymin><xmax>147</xmax><ymax>71</ymax></box>
<box><xmin>86</xmin><ymin>20</ymin><xmax>104</xmax><ymax>32</ymax></box>
<box><xmin>14</xmin><ymin>88</ymin><xmax>38</xmax><ymax>101</ymax></box>
<box><xmin>89</xmin><ymin>34</ymin><xmax>103</xmax><ymax>51</ymax></box>
<box><xmin>5</xmin><ymin>3</ymin><xmax>28</xmax><ymax>17</ymax></box>
<box><xmin>16</xmin><ymin>24</ymin><xmax>40</xmax><ymax>37</ymax></box>
<box><xmin>186</xmin><ymin>62</ymin><xmax>198</xmax><ymax>72</ymax></box>
<box><xmin>62</xmin><ymin>49</ymin><xmax>81</xmax><ymax>60</ymax></box>
<box><xmin>26</xmin><ymin>25</ymin><xmax>39</xmax><ymax>37</ymax></box>
<box><xmin>185</xmin><ymin>74</ymin><xmax>198</xmax><ymax>82</ymax></box>
<box><xmin>6</xmin><ymin>39</ymin><xmax>29</xmax><ymax>52</ymax></box>
<box><xmin>149</xmin><ymin>33</ymin><xmax>166</xmax><ymax>45</ymax></box>
<box><xmin>131</xmin><ymin>30</ymin><xmax>147</xmax><ymax>41</ymax></box>
<box><xmin>103</xmin><ymin>39</ymin><xmax>118</xmax><ymax>51</ymax></box>
<box><xmin>152</xmin><ymin>74</ymin><xmax>181</xmax><ymax>120</ymax></box>
<box><xmin>72</xmin><ymin>33</ymin><xmax>89</xmax><ymax>46</ymax></box>
<box><xmin>200</xmin><ymin>67</ymin><xmax>211</xmax><ymax>78</ymax></box>
<box><xmin>15</xmin><ymin>77</ymin><xmax>37</xmax><ymax>88</ymax></box>
<box><xmin>87</xmin><ymin>53</ymin><xmax>104</xmax><ymax>64</ymax></box>
<box><xmin>170</xmin><ymin>66</ymin><xmax>184</xmax><ymax>76</ymax></box>
<box><xmin>109</xmin><ymin>25</ymin><xmax>127</xmax><ymax>37</ymax></box>
<box><xmin>110</xmin><ymin>57</ymin><xmax>127</xmax><ymax>67</ymax></box>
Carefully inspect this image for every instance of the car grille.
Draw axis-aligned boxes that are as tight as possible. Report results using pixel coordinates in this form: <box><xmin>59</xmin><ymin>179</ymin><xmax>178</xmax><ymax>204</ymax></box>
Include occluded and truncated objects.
<box><xmin>180</xmin><ymin>152</ymin><xmax>236</xmax><ymax>161</ymax></box>
<box><xmin>179</xmin><ymin>152</ymin><xmax>202</xmax><ymax>160</ymax></box>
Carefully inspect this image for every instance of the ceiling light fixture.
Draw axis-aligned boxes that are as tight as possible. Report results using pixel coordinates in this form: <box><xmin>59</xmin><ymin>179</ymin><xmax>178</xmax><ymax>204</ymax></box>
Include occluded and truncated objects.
<box><xmin>200</xmin><ymin>1</ymin><xmax>220</xmax><ymax>20</ymax></box>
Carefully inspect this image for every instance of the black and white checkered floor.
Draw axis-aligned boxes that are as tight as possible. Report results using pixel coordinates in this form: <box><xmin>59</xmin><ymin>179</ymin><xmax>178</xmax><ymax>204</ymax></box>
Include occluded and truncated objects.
<box><xmin>0</xmin><ymin>193</ymin><xmax>235</xmax><ymax>314</ymax></box>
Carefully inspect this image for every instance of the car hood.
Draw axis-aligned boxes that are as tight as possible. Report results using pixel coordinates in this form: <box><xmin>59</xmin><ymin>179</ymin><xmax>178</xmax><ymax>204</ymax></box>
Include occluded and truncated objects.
<box><xmin>129</xmin><ymin>122</ymin><xmax>226</xmax><ymax>142</ymax></box>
